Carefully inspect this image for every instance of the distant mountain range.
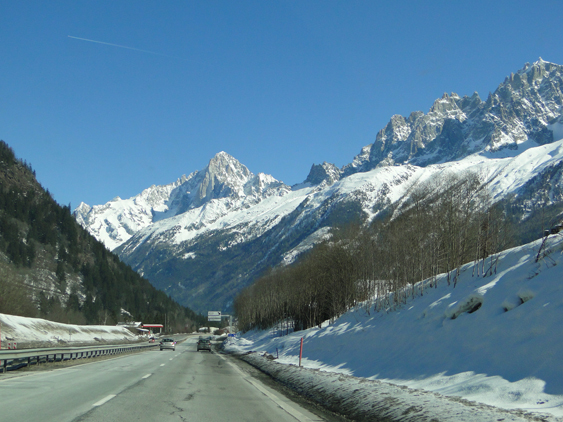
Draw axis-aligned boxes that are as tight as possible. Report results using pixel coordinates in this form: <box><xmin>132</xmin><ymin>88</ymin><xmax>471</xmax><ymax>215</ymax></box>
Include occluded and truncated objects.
<box><xmin>74</xmin><ymin>58</ymin><xmax>563</xmax><ymax>313</ymax></box>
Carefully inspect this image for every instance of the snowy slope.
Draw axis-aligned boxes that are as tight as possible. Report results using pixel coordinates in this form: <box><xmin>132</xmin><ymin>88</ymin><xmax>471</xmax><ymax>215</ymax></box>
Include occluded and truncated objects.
<box><xmin>225</xmin><ymin>234</ymin><xmax>563</xmax><ymax>418</ymax></box>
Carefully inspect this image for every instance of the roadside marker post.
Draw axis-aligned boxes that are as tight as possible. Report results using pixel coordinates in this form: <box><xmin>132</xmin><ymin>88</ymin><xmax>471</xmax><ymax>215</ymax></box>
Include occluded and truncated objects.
<box><xmin>299</xmin><ymin>337</ymin><xmax>303</xmax><ymax>367</ymax></box>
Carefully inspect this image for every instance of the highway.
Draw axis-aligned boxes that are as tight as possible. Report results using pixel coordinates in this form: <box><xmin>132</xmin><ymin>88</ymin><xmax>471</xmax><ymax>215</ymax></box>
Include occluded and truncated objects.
<box><xmin>0</xmin><ymin>336</ymin><xmax>335</xmax><ymax>422</ymax></box>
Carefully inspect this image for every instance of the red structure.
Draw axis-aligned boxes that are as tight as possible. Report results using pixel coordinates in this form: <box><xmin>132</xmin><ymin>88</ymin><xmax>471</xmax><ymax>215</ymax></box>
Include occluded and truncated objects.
<box><xmin>142</xmin><ymin>324</ymin><xmax>164</xmax><ymax>335</ymax></box>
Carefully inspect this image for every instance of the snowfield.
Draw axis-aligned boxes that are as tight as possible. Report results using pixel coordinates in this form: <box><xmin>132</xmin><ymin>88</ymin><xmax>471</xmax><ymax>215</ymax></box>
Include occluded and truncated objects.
<box><xmin>224</xmin><ymin>234</ymin><xmax>563</xmax><ymax>420</ymax></box>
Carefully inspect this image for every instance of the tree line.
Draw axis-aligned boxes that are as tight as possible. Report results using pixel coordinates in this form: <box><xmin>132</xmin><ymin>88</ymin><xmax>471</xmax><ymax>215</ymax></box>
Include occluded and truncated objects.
<box><xmin>234</xmin><ymin>172</ymin><xmax>513</xmax><ymax>333</ymax></box>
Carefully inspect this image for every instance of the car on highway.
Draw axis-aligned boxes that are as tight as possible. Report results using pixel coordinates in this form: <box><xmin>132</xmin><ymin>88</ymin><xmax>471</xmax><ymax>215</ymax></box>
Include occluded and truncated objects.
<box><xmin>160</xmin><ymin>338</ymin><xmax>176</xmax><ymax>351</ymax></box>
<box><xmin>197</xmin><ymin>337</ymin><xmax>211</xmax><ymax>352</ymax></box>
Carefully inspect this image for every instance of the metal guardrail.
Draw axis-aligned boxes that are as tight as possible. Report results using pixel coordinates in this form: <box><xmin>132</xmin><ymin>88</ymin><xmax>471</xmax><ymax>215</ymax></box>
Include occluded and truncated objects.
<box><xmin>0</xmin><ymin>342</ymin><xmax>159</xmax><ymax>373</ymax></box>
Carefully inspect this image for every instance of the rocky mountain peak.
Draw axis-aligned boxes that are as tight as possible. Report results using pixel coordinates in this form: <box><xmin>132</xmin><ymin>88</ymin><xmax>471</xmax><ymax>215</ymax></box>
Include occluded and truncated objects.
<box><xmin>343</xmin><ymin>59</ymin><xmax>563</xmax><ymax>174</ymax></box>
<box><xmin>305</xmin><ymin>162</ymin><xmax>342</xmax><ymax>186</ymax></box>
<box><xmin>207</xmin><ymin>151</ymin><xmax>250</xmax><ymax>177</ymax></box>
<box><xmin>195</xmin><ymin>152</ymin><xmax>253</xmax><ymax>203</ymax></box>
<box><xmin>498</xmin><ymin>58</ymin><xmax>561</xmax><ymax>95</ymax></box>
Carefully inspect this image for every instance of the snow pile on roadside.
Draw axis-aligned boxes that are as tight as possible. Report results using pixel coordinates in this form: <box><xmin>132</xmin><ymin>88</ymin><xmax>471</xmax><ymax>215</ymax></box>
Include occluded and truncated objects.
<box><xmin>0</xmin><ymin>314</ymin><xmax>138</xmax><ymax>347</ymax></box>
<box><xmin>239</xmin><ymin>353</ymin><xmax>559</xmax><ymax>422</ymax></box>
<box><xmin>224</xmin><ymin>235</ymin><xmax>563</xmax><ymax>419</ymax></box>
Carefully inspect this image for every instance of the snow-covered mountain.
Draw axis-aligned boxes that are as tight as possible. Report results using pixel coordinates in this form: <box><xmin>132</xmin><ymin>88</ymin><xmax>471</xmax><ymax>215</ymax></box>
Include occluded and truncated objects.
<box><xmin>74</xmin><ymin>59</ymin><xmax>563</xmax><ymax>313</ymax></box>
<box><xmin>74</xmin><ymin>152</ymin><xmax>289</xmax><ymax>251</ymax></box>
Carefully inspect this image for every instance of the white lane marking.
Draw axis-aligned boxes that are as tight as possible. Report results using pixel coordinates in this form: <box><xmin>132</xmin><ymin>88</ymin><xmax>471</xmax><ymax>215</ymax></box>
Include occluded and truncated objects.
<box><xmin>216</xmin><ymin>354</ymin><xmax>319</xmax><ymax>422</ymax></box>
<box><xmin>93</xmin><ymin>394</ymin><xmax>116</xmax><ymax>407</ymax></box>
<box><xmin>142</xmin><ymin>374</ymin><xmax>152</xmax><ymax>379</ymax></box>
<box><xmin>160</xmin><ymin>364</ymin><xmax>165</xmax><ymax>367</ymax></box>
<box><xmin>169</xmin><ymin>358</ymin><xmax>173</xmax><ymax>361</ymax></box>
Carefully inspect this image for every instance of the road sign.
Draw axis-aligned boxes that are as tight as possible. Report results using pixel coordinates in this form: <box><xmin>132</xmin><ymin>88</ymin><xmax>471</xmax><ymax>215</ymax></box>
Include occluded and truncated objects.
<box><xmin>208</xmin><ymin>311</ymin><xmax>221</xmax><ymax>322</ymax></box>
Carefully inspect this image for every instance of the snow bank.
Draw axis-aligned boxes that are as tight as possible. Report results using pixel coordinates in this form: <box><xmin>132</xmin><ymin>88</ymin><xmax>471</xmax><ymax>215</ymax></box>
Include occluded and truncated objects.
<box><xmin>239</xmin><ymin>353</ymin><xmax>558</xmax><ymax>422</ymax></box>
<box><xmin>0</xmin><ymin>314</ymin><xmax>139</xmax><ymax>348</ymax></box>
<box><xmin>225</xmin><ymin>235</ymin><xmax>563</xmax><ymax>419</ymax></box>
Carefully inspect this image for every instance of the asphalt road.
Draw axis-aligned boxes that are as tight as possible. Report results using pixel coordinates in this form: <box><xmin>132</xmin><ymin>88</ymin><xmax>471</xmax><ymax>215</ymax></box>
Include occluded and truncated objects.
<box><xmin>0</xmin><ymin>336</ymin><xmax>340</xmax><ymax>422</ymax></box>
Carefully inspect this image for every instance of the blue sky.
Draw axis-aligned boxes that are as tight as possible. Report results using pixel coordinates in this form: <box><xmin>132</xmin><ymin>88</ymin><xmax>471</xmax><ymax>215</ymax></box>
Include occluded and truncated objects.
<box><xmin>2</xmin><ymin>1</ymin><xmax>563</xmax><ymax>209</ymax></box>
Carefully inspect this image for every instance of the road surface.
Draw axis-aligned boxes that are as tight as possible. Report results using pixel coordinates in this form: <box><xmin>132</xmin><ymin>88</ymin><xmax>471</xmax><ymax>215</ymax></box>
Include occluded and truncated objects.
<box><xmin>0</xmin><ymin>336</ymin><xmax>340</xmax><ymax>422</ymax></box>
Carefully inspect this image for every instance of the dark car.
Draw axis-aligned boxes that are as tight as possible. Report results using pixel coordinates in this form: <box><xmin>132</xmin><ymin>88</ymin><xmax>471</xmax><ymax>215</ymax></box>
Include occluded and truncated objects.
<box><xmin>197</xmin><ymin>338</ymin><xmax>211</xmax><ymax>352</ymax></box>
<box><xmin>160</xmin><ymin>338</ymin><xmax>176</xmax><ymax>351</ymax></box>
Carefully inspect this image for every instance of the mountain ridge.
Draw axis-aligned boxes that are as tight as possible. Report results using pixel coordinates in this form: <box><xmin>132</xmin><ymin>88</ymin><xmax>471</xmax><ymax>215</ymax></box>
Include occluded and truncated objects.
<box><xmin>74</xmin><ymin>59</ymin><xmax>563</xmax><ymax>313</ymax></box>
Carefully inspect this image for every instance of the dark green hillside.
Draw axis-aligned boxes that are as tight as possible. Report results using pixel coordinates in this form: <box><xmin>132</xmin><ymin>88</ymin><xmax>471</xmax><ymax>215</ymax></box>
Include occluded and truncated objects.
<box><xmin>0</xmin><ymin>140</ymin><xmax>205</xmax><ymax>330</ymax></box>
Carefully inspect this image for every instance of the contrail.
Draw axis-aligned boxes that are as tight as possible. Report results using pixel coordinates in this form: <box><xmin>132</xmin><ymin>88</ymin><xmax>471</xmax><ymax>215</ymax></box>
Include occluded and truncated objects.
<box><xmin>68</xmin><ymin>35</ymin><xmax>174</xmax><ymax>58</ymax></box>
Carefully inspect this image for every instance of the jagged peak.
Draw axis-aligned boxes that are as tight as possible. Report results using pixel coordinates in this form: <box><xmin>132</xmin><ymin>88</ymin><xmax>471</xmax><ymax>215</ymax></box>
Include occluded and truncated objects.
<box><xmin>516</xmin><ymin>58</ymin><xmax>561</xmax><ymax>77</ymax></box>
<box><xmin>207</xmin><ymin>151</ymin><xmax>248</xmax><ymax>173</ymax></box>
<box><xmin>430</xmin><ymin>92</ymin><xmax>463</xmax><ymax>113</ymax></box>
<box><xmin>74</xmin><ymin>202</ymin><xmax>91</xmax><ymax>213</ymax></box>
<box><xmin>495</xmin><ymin>59</ymin><xmax>563</xmax><ymax>96</ymax></box>
<box><xmin>210</xmin><ymin>150</ymin><xmax>236</xmax><ymax>162</ymax></box>
<box><xmin>192</xmin><ymin>152</ymin><xmax>255</xmax><ymax>203</ymax></box>
<box><xmin>199</xmin><ymin>152</ymin><xmax>253</xmax><ymax>191</ymax></box>
<box><xmin>531</xmin><ymin>57</ymin><xmax>556</xmax><ymax>67</ymax></box>
<box><xmin>305</xmin><ymin>162</ymin><xmax>341</xmax><ymax>186</ymax></box>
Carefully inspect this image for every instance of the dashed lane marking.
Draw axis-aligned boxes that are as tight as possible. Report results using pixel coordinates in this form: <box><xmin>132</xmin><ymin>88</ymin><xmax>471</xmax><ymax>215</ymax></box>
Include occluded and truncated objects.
<box><xmin>93</xmin><ymin>394</ymin><xmax>116</xmax><ymax>407</ymax></box>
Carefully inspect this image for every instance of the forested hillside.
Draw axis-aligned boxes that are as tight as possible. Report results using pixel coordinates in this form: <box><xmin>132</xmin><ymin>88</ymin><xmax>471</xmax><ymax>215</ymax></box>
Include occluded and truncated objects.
<box><xmin>0</xmin><ymin>140</ymin><xmax>205</xmax><ymax>331</ymax></box>
<box><xmin>234</xmin><ymin>173</ymin><xmax>515</xmax><ymax>332</ymax></box>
